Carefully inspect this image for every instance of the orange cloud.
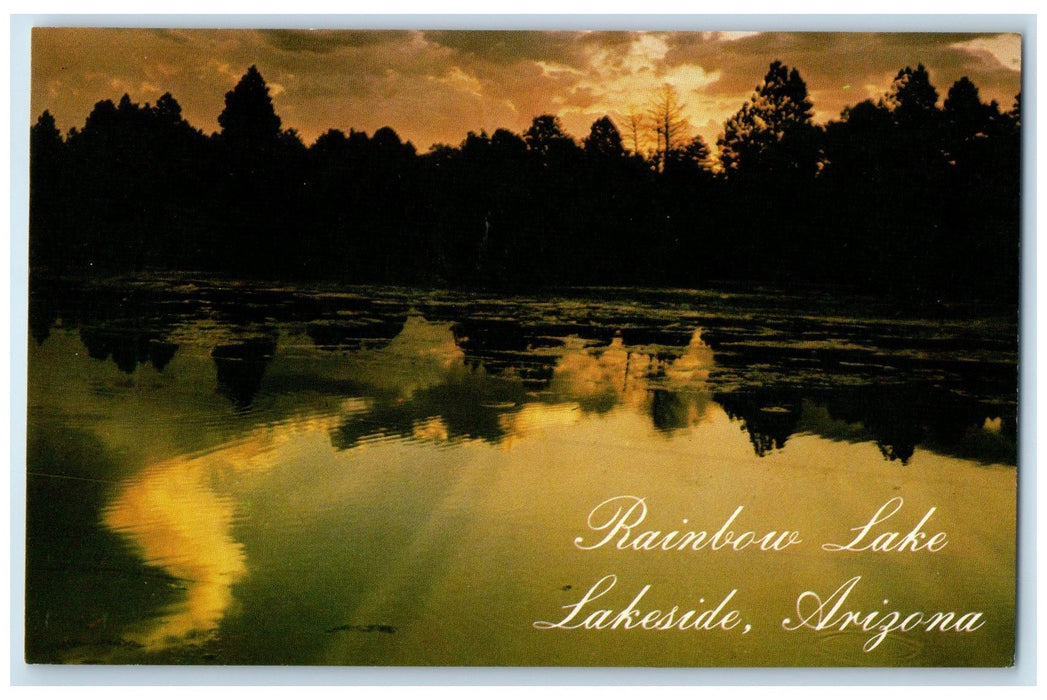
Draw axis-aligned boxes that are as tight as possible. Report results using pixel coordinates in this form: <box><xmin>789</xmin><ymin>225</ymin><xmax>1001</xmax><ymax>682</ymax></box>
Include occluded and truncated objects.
<box><xmin>31</xmin><ymin>28</ymin><xmax>1023</xmax><ymax>150</ymax></box>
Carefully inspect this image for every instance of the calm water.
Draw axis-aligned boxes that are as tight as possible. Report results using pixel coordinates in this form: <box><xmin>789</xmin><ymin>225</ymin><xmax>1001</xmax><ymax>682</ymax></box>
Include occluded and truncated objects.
<box><xmin>25</xmin><ymin>276</ymin><xmax>1017</xmax><ymax>666</ymax></box>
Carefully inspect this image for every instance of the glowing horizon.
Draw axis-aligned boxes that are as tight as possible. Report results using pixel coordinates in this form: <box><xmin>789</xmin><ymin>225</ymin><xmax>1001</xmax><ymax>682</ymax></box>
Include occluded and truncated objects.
<box><xmin>33</xmin><ymin>28</ymin><xmax>1021</xmax><ymax>153</ymax></box>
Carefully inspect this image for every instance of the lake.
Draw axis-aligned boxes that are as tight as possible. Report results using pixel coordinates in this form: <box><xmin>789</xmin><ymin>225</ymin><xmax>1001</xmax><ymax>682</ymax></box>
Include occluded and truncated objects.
<box><xmin>24</xmin><ymin>275</ymin><xmax>1018</xmax><ymax>666</ymax></box>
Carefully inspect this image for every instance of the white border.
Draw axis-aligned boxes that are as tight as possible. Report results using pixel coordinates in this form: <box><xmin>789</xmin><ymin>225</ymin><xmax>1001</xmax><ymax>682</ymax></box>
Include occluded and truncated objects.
<box><xmin>5</xmin><ymin>10</ymin><xmax>1039</xmax><ymax>689</ymax></box>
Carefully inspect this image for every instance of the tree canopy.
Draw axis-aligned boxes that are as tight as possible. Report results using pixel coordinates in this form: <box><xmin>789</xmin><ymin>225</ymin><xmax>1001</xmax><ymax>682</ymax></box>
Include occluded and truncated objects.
<box><xmin>583</xmin><ymin>116</ymin><xmax>626</xmax><ymax>159</ymax></box>
<box><xmin>28</xmin><ymin>62</ymin><xmax>1020</xmax><ymax>304</ymax></box>
<box><xmin>718</xmin><ymin>61</ymin><xmax>819</xmax><ymax>178</ymax></box>
<box><xmin>218</xmin><ymin>65</ymin><xmax>283</xmax><ymax>147</ymax></box>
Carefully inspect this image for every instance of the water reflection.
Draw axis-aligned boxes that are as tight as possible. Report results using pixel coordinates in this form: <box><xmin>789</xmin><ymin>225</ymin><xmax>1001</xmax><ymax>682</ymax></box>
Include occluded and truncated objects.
<box><xmin>80</xmin><ymin>327</ymin><xmax>180</xmax><ymax>374</ymax></box>
<box><xmin>102</xmin><ymin>453</ymin><xmax>248</xmax><ymax>649</ymax></box>
<box><xmin>24</xmin><ymin>277</ymin><xmax>1019</xmax><ymax>664</ymax></box>
<box><xmin>212</xmin><ymin>336</ymin><xmax>277</xmax><ymax>410</ymax></box>
<box><xmin>328</xmin><ymin>323</ymin><xmax>717</xmax><ymax>450</ymax></box>
<box><xmin>99</xmin><ymin>413</ymin><xmax>351</xmax><ymax>653</ymax></box>
<box><xmin>546</xmin><ymin>330</ymin><xmax>715</xmax><ymax>428</ymax></box>
<box><xmin>26</xmin><ymin>276</ymin><xmax>1017</xmax><ymax>465</ymax></box>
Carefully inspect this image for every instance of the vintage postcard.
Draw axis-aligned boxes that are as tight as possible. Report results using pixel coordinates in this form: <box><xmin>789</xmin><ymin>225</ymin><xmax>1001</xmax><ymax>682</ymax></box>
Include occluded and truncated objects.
<box><xmin>24</xmin><ymin>24</ymin><xmax>1021</xmax><ymax>668</ymax></box>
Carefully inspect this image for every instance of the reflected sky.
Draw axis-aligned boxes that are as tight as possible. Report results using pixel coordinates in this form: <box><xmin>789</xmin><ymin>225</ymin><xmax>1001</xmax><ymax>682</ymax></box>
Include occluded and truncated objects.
<box><xmin>25</xmin><ymin>279</ymin><xmax>1018</xmax><ymax>665</ymax></box>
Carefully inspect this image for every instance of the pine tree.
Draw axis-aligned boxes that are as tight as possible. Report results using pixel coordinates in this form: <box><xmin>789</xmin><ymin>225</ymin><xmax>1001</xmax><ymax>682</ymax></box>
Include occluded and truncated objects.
<box><xmin>217</xmin><ymin>65</ymin><xmax>282</xmax><ymax>148</ymax></box>
<box><xmin>718</xmin><ymin>61</ymin><xmax>819</xmax><ymax>178</ymax></box>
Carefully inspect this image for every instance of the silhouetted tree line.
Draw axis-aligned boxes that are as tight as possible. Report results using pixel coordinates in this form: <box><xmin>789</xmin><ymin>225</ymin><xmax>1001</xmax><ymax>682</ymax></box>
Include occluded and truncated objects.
<box><xmin>30</xmin><ymin>62</ymin><xmax>1020</xmax><ymax>301</ymax></box>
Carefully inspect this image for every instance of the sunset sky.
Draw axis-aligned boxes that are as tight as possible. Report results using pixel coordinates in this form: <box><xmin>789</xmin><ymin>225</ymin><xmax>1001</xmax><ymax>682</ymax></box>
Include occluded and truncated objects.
<box><xmin>31</xmin><ymin>27</ymin><xmax>1023</xmax><ymax>152</ymax></box>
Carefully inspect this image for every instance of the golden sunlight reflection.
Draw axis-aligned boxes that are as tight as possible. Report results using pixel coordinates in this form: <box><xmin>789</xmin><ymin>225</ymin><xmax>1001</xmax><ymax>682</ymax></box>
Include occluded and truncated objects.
<box><xmin>96</xmin><ymin>324</ymin><xmax>719</xmax><ymax>651</ymax></box>
<box><xmin>44</xmin><ymin>302</ymin><xmax>1012</xmax><ymax>665</ymax></box>
<box><xmin>546</xmin><ymin>328</ymin><xmax>716</xmax><ymax>428</ymax></box>
<box><xmin>103</xmin><ymin>455</ymin><xmax>248</xmax><ymax>649</ymax></box>
<box><xmin>342</xmin><ymin>313</ymin><xmax>464</xmax><ymax>397</ymax></box>
<box><xmin>412</xmin><ymin>416</ymin><xmax>450</xmax><ymax>442</ymax></box>
<box><xmin>101</xmin><ymin>413</ymin><xmax>344</xmax><ymax>650</ymax></box>
<box><xmin>498</xmin><ymin>403</ymin><xmax>584</xmax><ymax>449</ymax></box>
<box><xmin>316</xmin><ymin>400</ymin><xmax>1016</xmax><ymax>666</ymax></box>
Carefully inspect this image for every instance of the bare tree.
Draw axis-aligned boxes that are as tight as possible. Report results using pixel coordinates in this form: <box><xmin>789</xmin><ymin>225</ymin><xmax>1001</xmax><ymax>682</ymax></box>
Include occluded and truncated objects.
<box><xmin>646</xmin><ymin>83</ymin><xmax>690</xmax><ymax>170</ymax></box>
<box><xmin>624</xmin><ymin>107</ymin><xmax>645</xmax><ymax>155</ymax></box>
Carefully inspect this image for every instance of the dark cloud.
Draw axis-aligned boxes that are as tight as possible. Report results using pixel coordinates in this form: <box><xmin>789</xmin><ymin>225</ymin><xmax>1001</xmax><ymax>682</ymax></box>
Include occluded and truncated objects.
<box><xmin>31</xmin><ymin>28</ymin><xmax>1022</xmax><ymax>152</ymax></box>
<box><xmin>263</xmin><ymin>29</ymin><xmax>411</xmax><ymax>54</ymax></box>
<box><xmin>576</xmin><ymin>31</ymin><xmax>643</xmax><ymax>50</ymax></box>
<box><xmin>662</xmin><ymin>31</ymin><xmax>1021</xmax><ymax>128</ymax></box>
<box><xmin>421</xmin><ymin>30</ymin><xmax>585</xmax><ymax>66</ymax></box>
<box><xmin>147</xmin><ymin>29</ymin><xmax>190</xmax><ymax>45</ymax></box>
<box><xmin>876</xmin><ymin>32</ymin><xmax>992</xmax><ymax>47</ymax></box>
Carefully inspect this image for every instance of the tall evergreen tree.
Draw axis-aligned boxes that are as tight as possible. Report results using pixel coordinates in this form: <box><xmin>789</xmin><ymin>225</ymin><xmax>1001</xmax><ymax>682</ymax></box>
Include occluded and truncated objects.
<box><xmin>29</xmin><ymin>111</ymin><xmax>66</xmax><ymax>266</ymax></box>
<box><xmin>30</xmin><ymin>110</ymin><xmax>63</xmax><ymax>171</ymax></box>
<box><xmin>885</xmin><ymin>64</ymin><xmax>939</xmax><ymax>126</ymax></box>
<box><xmin>718</xmin><ymin>61</ymin><xmax>819</xmax><ymax>178</ymax></box>
<box><xmin>583</xmin><ymin>116</ymin><xmax>626</xmax><ymax>160</ymax></box>
<box><xmin>217</xmin><ymin>65</ymin><xmax>282</xmax><ymax>147</ymax></box>
<box><xmin>524</xmin><ymin>114</ymin><xmax>577</xmax><ymax>161</ymax></box>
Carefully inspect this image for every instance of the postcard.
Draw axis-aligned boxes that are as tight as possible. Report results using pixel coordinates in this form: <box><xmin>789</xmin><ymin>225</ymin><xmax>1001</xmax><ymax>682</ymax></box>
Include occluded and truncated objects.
<box><xmin>23</xmin><ymin>24</ymin><xmax>1021</xmax><ymax>668</ymax></box>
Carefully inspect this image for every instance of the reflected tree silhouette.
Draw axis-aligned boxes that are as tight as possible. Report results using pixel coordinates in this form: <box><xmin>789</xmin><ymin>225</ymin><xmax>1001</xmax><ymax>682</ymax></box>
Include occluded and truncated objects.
<box><xmin>77</xmin><ymin>328</ymin><xmax>180</xmax><ymax>375</ymax></box>
<box><xmin>650</xmin><ymin>388</ymin><xmax>700</xmax><ymax>433</ymax></box>
<box><xmin>212</xmin><ymin>337</ymin><xmax>278</xmax><ymax>410</ymax></box>
<box><xmin>330</xmin><ymin>369</ymin><xmax>527</xmax><ymax>449</ymax></box>
<box><xmin>27</xmin><ymin>275</ymin><xmax>1018</xmax><ymax>465</ymax></box>
<box><xmin>717</xmin><ymin>393</ymin><xmax>802</xmax><ymax>458</ymax></box>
